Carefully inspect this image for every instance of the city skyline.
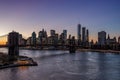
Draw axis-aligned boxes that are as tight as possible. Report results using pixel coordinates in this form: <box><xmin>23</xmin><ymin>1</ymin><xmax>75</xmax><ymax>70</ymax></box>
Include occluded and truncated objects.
<box><xmin>0</xmin><ymin>0</ymin><xmax>120</xmax><ymax>43</ymax></box>
<box><xmin>0</xmin><ymin>27</ymin><xmax>119</xmax><ymax>45</ymax></box>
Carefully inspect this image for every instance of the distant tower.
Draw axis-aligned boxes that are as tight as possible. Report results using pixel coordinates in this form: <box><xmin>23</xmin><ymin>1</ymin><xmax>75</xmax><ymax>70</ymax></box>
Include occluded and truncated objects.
<box><xmin>86</xmin><ymin>29</ymin><xmax>89</xmax><ymax>42</ymax></box>
<box><xmin>106</xmin><ymin>34</ymin><xmax>110</xmax><ymax>45</ymax></box>
<box><xmin>8</xmin><ymin>31</ymin><xmax>19</xmax><ymax>61</ymax></box>
<box><xmin>63</xmin><ymin>30</ymin><xmax>67</xmax><ymax>41</ymax></box>
<box><xmin>118</xmin><ymin>36</ymin><xmax>120</xmax><ymax>44</ymax></box>
<box><xmin>107</xmin><ymin>34</ymin><xmax>110</xmax><ymax>39</ymax></box>
<box><xmin>98</xmin><ymin>31</ymin><xmax>106</xmax><ymax>45</ymax></box>
<box><xmin>38</xmin><ymin>29</ymin><xmax>48</xmax><ymax>45</ymax></box>
<box><xmin>50</xmin><ymin>30</ymin><xmax>55</xmax><ymax>36</ymax></box>
<box><xmin>82</xmin><ymin>27</ymin><xmax>86</xmax><ymax>42</ymax></box>
<box><xmin>77</xmin><ymin>24</ymin><xmax>81</xmax><ymax>40</ymax></box>
<box><xmin>31</xmin><ymin>32</ymin><xmax>36</xmax><ymax>46</ymax></box>
<box><xmin>69</xmin><ymin>34</ymin><xmax>71</xmax><ymax>39</ymax></box>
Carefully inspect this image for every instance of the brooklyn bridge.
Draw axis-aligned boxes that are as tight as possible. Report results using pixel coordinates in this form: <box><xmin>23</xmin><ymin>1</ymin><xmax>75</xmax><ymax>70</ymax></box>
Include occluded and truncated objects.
<box><xmin>0</xmin><ymin>32</ymin><xmax>76</xmax><ymax>53</ymax></box>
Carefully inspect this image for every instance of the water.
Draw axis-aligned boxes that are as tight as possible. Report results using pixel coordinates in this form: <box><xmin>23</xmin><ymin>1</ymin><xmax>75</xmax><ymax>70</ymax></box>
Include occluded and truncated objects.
<box><xmin>0</xmin><ymin>48</ymin><xmax>120</xmax><ymax>80</ymax></box>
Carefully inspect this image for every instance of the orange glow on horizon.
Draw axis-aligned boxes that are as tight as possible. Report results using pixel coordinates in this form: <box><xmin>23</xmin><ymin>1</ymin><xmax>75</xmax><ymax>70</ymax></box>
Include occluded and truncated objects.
<box><xmin>0</xmin><ymin>36</ymin><xmax>7</xmax><ymax>45</ymax></box>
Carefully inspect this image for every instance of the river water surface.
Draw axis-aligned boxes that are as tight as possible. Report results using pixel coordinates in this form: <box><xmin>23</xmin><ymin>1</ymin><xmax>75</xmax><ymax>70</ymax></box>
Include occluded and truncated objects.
<box><xmin>0</xmin><ymin>48</ymin><xmax>120</xmax><ymax>80</ymax></box>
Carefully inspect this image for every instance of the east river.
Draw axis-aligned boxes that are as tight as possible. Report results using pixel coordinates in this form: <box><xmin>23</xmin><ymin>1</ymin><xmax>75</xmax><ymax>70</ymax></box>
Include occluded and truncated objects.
<box><xmin>0</xmin><ymin>48</ymin><xmax>120</xmax><ymax>80</ymax></box>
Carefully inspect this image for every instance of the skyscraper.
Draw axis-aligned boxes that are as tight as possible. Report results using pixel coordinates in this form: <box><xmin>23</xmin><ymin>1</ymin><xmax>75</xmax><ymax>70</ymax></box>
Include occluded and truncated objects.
<box><xmin>38</xmin><ymin>29</ymin><xmax>48</xmax><ymax>45</ymax></box>
<box><xmin>98</xmin><ymin>31</ymin><xmax>106</xmax><ymax>45</ymax></box>
<box><xmin>63</xmin><ymin>30</ymin><xmax>67</xmax><ymax>41</ymax></box>
<box><xmin>77</xmin><ymin>24</ymin><xmax>81</xmax><ymax>40</ymax></box>
<box><xmin>86</xmin><ymin>29</ymin><xmax>89</xmax><ymax>42</ymax></box>
<box><xmin>82</xmin><ymin>27</ymin><xmax>86</xmax><ymax>42</ymax></box>
<box><xmin>31</xmin><ymin>31</ymin><xmax>36</xmax><ymax>46</ymax></box>
<box><xmin>50</xmin><ymin>30</ymin><xmax>55</xmax><ymax>36</ymax></box>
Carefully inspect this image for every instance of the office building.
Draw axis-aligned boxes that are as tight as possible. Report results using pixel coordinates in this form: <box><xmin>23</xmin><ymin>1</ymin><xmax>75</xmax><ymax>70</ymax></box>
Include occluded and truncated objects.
<box><xmin>50</xmin><ymin>30</ymin><xmax>55</xmax><ymax>36</ymax></box>
<box><xmin>31</xmin><ymin>31</ymin><xmax>36</xmax><ymax>46</ymax></box>
<box><xmin>77</xmin><ymin>24</ymin><xmax>81</xmax><ymax>40</ymax></box>
<box><xmin>106</xmin><ymin>34</ymin><xmax>116</xmax><ymax>45</ymax></box>
<box><xmin>38</xmin><ymin>29</ymin><xmax>48</xmax><ymax>45</ymax></box>
<box><xmin>82</xmin><ymin>27</ymin><xmax>86</xmax><ymax>42</ymax></box>
<box><xmin>86</xmin><ymin>29</ymin><xmax>89</xmax><ymax>42</ymax></box>
<box><xmin>26</xmin><ymin>37</ymin><xmax>32</xmax><ymax>45</ymax></box>
<box><xmin>118</xmin><ymin>36</ymin><xmax>120</xmax><ymax>44</ymax></box>
<box><xmin>98</xmin><ymin>31</ymin><xmax>106</xmax><ymax>45</ymax></box>
<box><xmin>63</xmin><ymin>30</ymin><xmax>67</xmax><ymax>41</ymax></box>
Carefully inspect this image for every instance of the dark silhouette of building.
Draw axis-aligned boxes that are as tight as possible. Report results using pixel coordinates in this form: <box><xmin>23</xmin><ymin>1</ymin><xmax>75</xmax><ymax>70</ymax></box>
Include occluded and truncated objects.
<box><xmin>8</xmin><ymin>31</ymin><xmax>19</xmax><ymax>61</ymax></box>
<box><xmin>86</xmin><ymin>29</ymin><xmax>89</xmax><ymax>47</ymax></box>
<box><xmin>118</xmin><ymin>36</ymin><xmax>120</xmax><ymax>44</ymax></box>
<box><xmin>69</xmin><ymin>36</ymin><xmax>76</xmax><ymax>53</ymax></box>
<box><xmin>106</xmin><ymin>34</ymin><xmax>116</xmax><ymax>45</ymax></box>
<box><xmin>98</xmin><ymin>31</ymin><xmax>106</xmax><ymax>45</ymax></box>
<box><xmin>26</xmin><ymin>37</ymin><xmax>32</xmax><ymax>45</ymax></box>
<box><xmin>77</xmin><ymin>24</ymin><xmax>81</xmax><ymax>40</ymax></box>
<box><xmin>82</xmin><ymin>27</ymin><xmax>86</xmax><ymax>42</ymax></box>
<box><xmin>31</xmin><ymin>31</ymin><xmax>36</xmax><ymax>47</ymax></box>
<box><xmin>77</xmin><ymin>24</ymin><xmax>81</xmax><ymax>46</ymax></box>
<box><xmin>50</xmin><ymin>30</ymin><xmax>55</xmax><ymax>36</ymax></box>
<box><xmin>38</xmin><ymin>29</ymin><xmax>48</xmax><ymax>46</ymax></box>
<box><xmin>63</xmin><ymin>30</ymin><xmax>67</xmax><ymax>41</ymax></box>
<box><xmin>86</xmin><ymin>29</ymin><xmax>89</xmax><ymax>42</ymax></box>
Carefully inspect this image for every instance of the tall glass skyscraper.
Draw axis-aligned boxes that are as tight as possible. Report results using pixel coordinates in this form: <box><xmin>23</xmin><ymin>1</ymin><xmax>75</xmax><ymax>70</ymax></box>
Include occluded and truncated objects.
<box><xmin>77</xmin><ymin>24</ymin><xmax>81</xmax><ymax>41</ymax></box>
<box><xmin>63</xmin><ymin>30</ymin><xmax>67</xmax><ymax>40</ymax></box>
<box><xmin>82</xmin><ymin>27</ymin><xmax>86</xmax><ymax>42</ymax></box>
<box><xmin>31</xmin><ymin>31</ymin><xmax>36</xmax><ymax>46</ymax></box>
<box><xmin>86</xmin><ymin>29</ymin><xmax>89</xmax><ymax>42</ymax></box>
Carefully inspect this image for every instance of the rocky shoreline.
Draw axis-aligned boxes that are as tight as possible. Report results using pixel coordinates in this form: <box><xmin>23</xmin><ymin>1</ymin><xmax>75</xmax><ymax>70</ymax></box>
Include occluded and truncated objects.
<box><xmin>0</xmin><ymin>53</ymin><xmax>38</xmax><ymax>69</ymax></box>
<box><xmin>0</xmin><ymin>62</ymin><xmax>37</xmax><ymax>69</ymax></box>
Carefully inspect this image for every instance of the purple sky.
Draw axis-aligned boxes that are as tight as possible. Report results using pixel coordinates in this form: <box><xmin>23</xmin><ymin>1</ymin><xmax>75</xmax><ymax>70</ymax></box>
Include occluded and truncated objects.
<box><xmin>0</xmin><ymin>0</ymin><xmax>120</xmax><ymax>41</ymax></box>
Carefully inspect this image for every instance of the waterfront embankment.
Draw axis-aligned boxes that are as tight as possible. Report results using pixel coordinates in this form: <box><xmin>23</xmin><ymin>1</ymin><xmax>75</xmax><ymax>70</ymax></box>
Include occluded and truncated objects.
<box><xmin>0</xmin><ymin>52</ymin><xmax>38</xmax><ymax>69</ymax></box>
<box><xmin>77</xmin><ymin>49</ymin><xmax>120</xmax><ymax>54</ymax></box>
<box><xmin>21</xmin><ymin>47</ymin><xmax>120</xmax><ymax>54</ymax></box>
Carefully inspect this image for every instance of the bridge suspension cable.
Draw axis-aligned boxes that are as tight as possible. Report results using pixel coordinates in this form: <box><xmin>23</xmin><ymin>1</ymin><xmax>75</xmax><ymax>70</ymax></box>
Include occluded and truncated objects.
<box><xmin>0</xmin><ymin>34</ymin><xmax>8</xmax><ymax>45</ymax></box>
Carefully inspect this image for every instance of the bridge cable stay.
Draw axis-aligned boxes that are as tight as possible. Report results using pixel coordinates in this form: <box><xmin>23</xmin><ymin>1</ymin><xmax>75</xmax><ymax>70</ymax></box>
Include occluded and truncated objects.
<box><xmin>0</xmin><ymin>34</ymin><xmax>8</xmax><ymax>45</ymax></box>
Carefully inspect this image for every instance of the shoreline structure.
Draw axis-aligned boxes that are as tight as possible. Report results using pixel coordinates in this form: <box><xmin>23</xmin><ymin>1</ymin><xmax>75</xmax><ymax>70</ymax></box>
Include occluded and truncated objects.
<box><xmin>77</xmin><ymin>49</ymin><xmax>120</xmax><ymax>54</ymax></box>
<box><xmin>0</xmin><ymin>53</ymin><xmax>38</xmax><ymax>69</ymax></box>
<box><xmin>21</xmin><ymin>47</ymin><xmax>120</xmax><ymax>54</ymax></box>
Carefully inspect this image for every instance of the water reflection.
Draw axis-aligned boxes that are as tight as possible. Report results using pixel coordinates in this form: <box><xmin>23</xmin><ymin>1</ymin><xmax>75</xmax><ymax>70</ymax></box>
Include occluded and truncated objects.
<box><xmin>0</xmin><ymin>48</ymin><xmax>120</xmax><ymax>80</ymax></box>
<box><xmin>18</xmin><ymin>66</ymin><xmax>29</xmax><ymax>71</ymax></box>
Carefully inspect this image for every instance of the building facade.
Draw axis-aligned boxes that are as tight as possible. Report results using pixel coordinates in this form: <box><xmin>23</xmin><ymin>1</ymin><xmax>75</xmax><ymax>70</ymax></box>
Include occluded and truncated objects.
<box><xmin>82</xmin><ymin>27</ymin><xmax>86</xmax><ymax>43</ymax></box>
<box><xmin>31</xmin><ymin>32</ymin><xmax>36</xmax><ymax>46</ymax></box>
<box><xmin>98</xmin><ymin>31</ymin><xmax>106</xmax><ymax>45</ymax></box>
<box><xmin>77</xmin><ymin>24</ymin><xmax>81</xmax><ymax>40</ymax></box>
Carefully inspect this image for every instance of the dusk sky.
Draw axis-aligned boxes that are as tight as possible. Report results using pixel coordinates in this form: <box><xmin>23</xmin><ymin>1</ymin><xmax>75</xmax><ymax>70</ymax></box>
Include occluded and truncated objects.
<box><xmin>0</xmin><ymin>0</ymin><xmax>120</xmax><ymax>42</ymax></box>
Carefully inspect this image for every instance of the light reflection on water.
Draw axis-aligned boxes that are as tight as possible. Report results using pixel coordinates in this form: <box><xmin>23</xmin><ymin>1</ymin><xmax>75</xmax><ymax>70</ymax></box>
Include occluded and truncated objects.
<box><xmin>0</xmin><ymin>48</ymin><xmax>120</xmax><ymax>80</ymax></box>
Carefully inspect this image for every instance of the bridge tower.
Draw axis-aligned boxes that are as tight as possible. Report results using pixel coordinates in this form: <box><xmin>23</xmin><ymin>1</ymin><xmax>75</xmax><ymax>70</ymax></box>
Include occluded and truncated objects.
<box><xmin>69</xmin><ymin>36</ymin><xmax>76</xmax><ymax>53</ymax></box>
<box><xmin>8</xmin><ymin>31</ymin><xmax>19</xmax><ymax>61</ymax></box>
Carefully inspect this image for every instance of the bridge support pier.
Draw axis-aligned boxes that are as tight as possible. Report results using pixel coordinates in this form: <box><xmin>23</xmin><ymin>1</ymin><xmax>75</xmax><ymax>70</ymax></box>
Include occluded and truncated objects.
<box><xmin>69</xmin><ymin>36</ymin><xmax>76</xmax><ymax>53</ymax></box>
<box><xmin>8</xmin><ymin>31</ymin><xmax>19</xmax><ymax>61</ymax></box>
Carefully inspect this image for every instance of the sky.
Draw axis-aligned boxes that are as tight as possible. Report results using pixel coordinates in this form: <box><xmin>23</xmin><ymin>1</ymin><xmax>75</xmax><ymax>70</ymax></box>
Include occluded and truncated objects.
<box><xmin>0</xmin><ymin>0</ymin><xmax>120</xmax><ymax>43</ymax></box>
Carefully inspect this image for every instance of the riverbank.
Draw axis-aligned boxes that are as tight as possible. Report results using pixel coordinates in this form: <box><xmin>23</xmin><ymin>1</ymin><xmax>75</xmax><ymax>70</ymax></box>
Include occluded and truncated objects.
<box><xmin>0</xmin><ymin>53</ymin><xmax>38</xmax><ymax>69</ymax></box>
<box><xmin>0</xmin><ymin>62</ymin><xmax>37</xmax><ymax>69</ymax></box>
<box><xmin>21</xmin><ymin>47</ymin><xmax>120</xmax><ymax>54</ymax></box>
<box><xmin>77</xmin><ymin>49</ymin><xmax>120</xmax><ymax>54</ymax></box>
